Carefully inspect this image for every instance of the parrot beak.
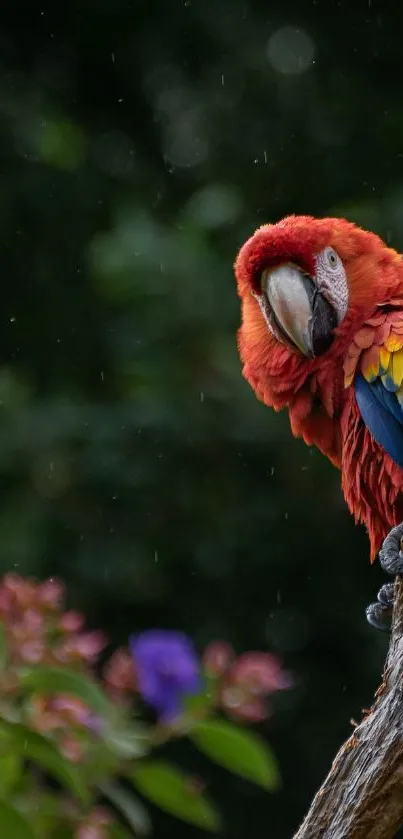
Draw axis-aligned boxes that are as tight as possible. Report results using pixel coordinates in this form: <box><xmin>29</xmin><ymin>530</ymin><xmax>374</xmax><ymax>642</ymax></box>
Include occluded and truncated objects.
<box><xmin>260</xmin><ymin>264</ymin><xmax>337</xmax><ymax>357</ymax></box>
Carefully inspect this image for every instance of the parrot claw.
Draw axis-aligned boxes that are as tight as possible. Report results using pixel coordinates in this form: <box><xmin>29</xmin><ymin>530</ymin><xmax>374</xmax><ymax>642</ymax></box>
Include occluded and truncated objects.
<box><xmin>366</xmin><ymin>521</ymin><xmax>403</xmax><ymax>632</ymax></box>
<box><xmin>376</xmin><ymin>581</ymin><xmax>395</xmax><ymax>606</ymax></box>
<box><xmin>366</xmin><ymin>582</ymin><xmax>395</xmax><ymax>632</ymax></box>
<box><xmin>379</xmin><ymin>522</ymin><xmax>403</xmax><ymax>575</ymax></box>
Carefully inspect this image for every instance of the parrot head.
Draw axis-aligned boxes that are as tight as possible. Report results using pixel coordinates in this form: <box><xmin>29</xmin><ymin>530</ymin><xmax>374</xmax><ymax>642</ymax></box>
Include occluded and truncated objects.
<box><xmin>234</xmin><ymin>215</ymin><xmax>403</xmax><ymax>464</ymax></box>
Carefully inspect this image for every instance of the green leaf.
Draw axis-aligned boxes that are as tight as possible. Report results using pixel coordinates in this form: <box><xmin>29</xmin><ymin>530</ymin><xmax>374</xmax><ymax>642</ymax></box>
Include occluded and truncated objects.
<box><xmin>43</xmin><ymin>828</ymin><xmax>73</xmax><ymax>839</ymax></box>
<box><xmin>4</xmin><ymin>724</ymin><xmax>90</xmax><ymax>805</ymax></box>
<box><xmin>190</xmin><ymin>720</ymin><xmax>280</xmax><ymax>790</ymax></box>
<box><xmin>0</xmin><ymin>801</ymin><xmax>36</xmax><ymax>838</ymax></box>
<box><xmin>184</xmin><ymin>678</ymin><xmax>216</xmax><ymax>714</ymax></box>
<box><xmin>102</xmin><ymin>724</ymin><xmax>150</xmax><ymax>759</ymax></box>
<box><xmin>19</xmin><ymin>666</ymin><xmax>112</xmax><ymax>716</ymax></box>
<box><xmin>82</xmin><ymin>741</ymin><xmax>119</xmax><ymax>784</ymax></box>
<box><xmin>0</xmin><ymin>752</ymin><xmax>22</xmax><ymax>794</ymax></box>
<box><xmin>29</xmin><ymin>794</ymin><xmax>67</xmax><ymax>837</ymax></box>
<box><xmin>108</xmin><ymin>826</ymin><xmax>139</xmax><ymax>839</ymax></box>
<box><xmin>100</xmin><ymin>781</ymin><xmax>152</xmax><ymax>835</ymax></box>
<box><xmin>23</xmin><ymin>732</ymin><xmax>91</xmax><ymax>805</ymax></box>
<box><xmin>131</xmin><ymin>760</ymin><xmax>222</xmax><ymax>832</ymax></box>
<box><xmin>0</xmin><ymin>622</ymin><xmax>8</xmax><ymax>671</ymax></box>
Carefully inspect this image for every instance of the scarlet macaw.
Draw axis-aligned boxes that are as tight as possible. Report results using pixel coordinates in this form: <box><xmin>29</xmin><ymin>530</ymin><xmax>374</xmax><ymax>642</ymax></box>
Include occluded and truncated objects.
<box><xmin>234</xmin><ymin>215</ymin><xmax>403</xmax><ymax>628</ymax></box>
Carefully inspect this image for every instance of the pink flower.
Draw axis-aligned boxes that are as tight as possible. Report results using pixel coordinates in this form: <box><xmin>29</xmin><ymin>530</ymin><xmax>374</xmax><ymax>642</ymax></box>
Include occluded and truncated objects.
<box><xmin>104</xmin><ymin>648</ymin><xmax>136</xmax><ymax>693</ymax></box>
<box><xmin>23</xmin><ymin>609</ymin><xmax>45</xmax><ymax>633</ymax></box>
<box><xmin>76</xmin><ymin>828</ymin><xmax>106</xmax><ymax>839</ymax></box>
<box><xmin>60</xmin><ymin>734</ymin><xmax>84</xmax><ymax>763</ymax></box>
<box><xmin>56</xmin><ymin>631</ymin><xmax>107</xmax><ymax>664</ymax></box>
<box><xmin>229</xmin><ymin>652</ymin><xmax>291</xmax><ymax>694</ymax></box>
<box><xmin>30</xmin><ymin>698</ymin><xmax>65</xmax><ymax>733</ymax></box>
<box><xmin>3</xmin><ymin>574</ymin><xmax>37</xmax><ymax>608</ymax></box>
<box><xmin>202</xmin><ymin>641</ymin><xmax>234</xmax><ymax>677</ymax></box>
<box><xmin>75</xmin><ymin>631</ymin><xmax>107</xmax><ymax>661</ymax></box>
<box><xmin>58</xmin><ymin>611</ymin><xmax>84</xmax><ymax>633</ymax></box>
<box><xmin>220</xmin><ymin>685</ymin><xmax>269</xmax><ymax>722</ymax></box>
<box><xmin>217</xmin><ymin>650</ymin><xmax>292</xmax><ymax>723</ymax></box>
<box><xmin>38</xmin><ymin>579</ymin><xmax>65</xmax><ymax>610</ymax></box>
<box><xmin>0</xmin><ymin>589</ymin><xmax>13</xmax><ymax>615</ymax></box>
<box><xmin>75</xmin><ymin>807</ymin><xmax>112</xmax><ymax>839</ymax></box>
<box><xmin>51</xmin><ymin>695</ymin><xmax>92</xmax><ymax>725</ymax></box>
<box><xmin>19</xmin><ymin>640</ymin><xmax>45</xmax><ymax>663</ymax></box>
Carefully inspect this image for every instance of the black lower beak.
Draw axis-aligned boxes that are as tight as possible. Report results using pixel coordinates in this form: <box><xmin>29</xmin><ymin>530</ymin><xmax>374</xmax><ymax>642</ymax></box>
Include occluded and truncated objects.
<box><xmin>306</xmin><ymin>281</ymin><xmax>337</xmax><ymax>357</ymax></box>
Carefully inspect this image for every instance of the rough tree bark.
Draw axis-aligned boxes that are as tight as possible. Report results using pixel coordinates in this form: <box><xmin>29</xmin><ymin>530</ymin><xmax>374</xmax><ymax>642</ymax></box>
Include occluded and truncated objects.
<box><xmin>292</xmin><ymin>573</ymin><xmax>403</xmax><ymax>839</ymax></box>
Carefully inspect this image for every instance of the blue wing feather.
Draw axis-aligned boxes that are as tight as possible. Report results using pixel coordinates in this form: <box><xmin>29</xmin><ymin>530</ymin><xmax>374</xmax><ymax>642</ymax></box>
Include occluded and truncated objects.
<box><xmin>354</xmin><ymin>373</ymin><xmax>403</xmax><ymax>469</ymax></box>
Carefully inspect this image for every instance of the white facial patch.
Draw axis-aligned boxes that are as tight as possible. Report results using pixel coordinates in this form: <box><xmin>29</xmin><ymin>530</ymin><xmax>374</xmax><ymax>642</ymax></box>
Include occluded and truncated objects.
<box><xmin>314</xmin><ymin>247</ymin><xmax>348</xmax><ymax>323</ymax></box>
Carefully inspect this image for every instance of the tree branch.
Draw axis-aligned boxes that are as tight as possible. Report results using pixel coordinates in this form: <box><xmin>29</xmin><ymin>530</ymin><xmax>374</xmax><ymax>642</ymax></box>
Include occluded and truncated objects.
<box><xmin>293</xmin><ymin>574</ymin><xmax>403</xmax><ymax>839</ymax></box>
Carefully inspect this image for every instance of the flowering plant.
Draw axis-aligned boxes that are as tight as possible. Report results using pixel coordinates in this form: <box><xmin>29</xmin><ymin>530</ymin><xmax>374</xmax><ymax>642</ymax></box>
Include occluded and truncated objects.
<box><xmin>0</xmin><ymin>573</ymin><xmax>291</xmax><ymax>838</ymax></box>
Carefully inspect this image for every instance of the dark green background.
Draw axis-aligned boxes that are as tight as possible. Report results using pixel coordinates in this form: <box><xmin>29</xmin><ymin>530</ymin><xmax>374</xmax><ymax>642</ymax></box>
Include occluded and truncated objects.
<box><xmin>0</xmin><ymin>1</ymin><xmax>399</xmax><ymax>836</ymax></box>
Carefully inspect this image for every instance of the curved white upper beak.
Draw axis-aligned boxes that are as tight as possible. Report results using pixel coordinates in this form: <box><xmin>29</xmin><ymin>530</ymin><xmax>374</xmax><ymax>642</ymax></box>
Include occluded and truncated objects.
<box><xmin>262</xmin><ymin>265</ymin><xmax>315</xmax><ymax>357</ymax></box>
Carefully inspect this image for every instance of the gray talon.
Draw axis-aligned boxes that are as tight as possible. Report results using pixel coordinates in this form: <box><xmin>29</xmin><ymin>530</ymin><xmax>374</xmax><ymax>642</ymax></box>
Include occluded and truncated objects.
<box><xmin>366</xmin><ymin>600</ymin><xmax>392</xmax><ymax>632</ymax></box>
<box><xmin>379</xmin><ymin>522</ymin><xmax>403</xmax><ymax>576</ymax></box>
<box><xmin>377</xmin><ymin>581</ymin><xmax>395</xmax><ymax>607</ymax></box>
<box><xmin>367</xmin><ymin>524</ymin><xmax>403</xmax><ymax>631</ymax></box>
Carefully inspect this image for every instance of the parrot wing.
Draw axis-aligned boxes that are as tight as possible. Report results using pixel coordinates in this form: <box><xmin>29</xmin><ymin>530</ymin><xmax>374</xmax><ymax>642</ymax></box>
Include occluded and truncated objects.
<box><xmin>344</xmin><ymin>305</ymin><xmax>403</xmax><ymax>469</ymax></box>
<box><xmin>354</xmin><ymin>374</ymin><xmax>403</xmax><ymax>468</ymax></box>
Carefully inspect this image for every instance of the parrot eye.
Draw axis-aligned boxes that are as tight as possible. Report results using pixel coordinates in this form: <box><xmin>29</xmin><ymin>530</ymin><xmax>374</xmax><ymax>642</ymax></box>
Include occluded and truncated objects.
<box><xmin>325</xmin><ymin>247</ymin><xmax>341</xmax><ymax>269</ymax></box>
<box><xmin>315</xmin><ymin>246</ymin><xmax>348</xmax><ymax>323</ymax></box>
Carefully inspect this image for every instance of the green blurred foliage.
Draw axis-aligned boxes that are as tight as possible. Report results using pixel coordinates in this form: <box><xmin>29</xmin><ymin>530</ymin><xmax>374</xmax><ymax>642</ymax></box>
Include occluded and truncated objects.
<box><xmin>0</xmin><ymin>0</ymin><xmax>400</xmax><ymax>836</ymax></box>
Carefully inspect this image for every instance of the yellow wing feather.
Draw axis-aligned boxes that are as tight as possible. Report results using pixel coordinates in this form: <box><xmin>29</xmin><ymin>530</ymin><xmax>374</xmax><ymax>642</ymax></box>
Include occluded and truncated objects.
<box><xmin>344</xmin><ymin>310</ymin><xmax>403</xmax><ymax>390</ymax></box>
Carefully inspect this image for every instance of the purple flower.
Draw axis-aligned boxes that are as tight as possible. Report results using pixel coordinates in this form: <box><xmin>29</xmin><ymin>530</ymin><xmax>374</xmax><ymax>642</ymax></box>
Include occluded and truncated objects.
<box><xmin>130</xmin><ymin>630</ymin><xmax>200</xmax><ymax>722</ymax></box>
